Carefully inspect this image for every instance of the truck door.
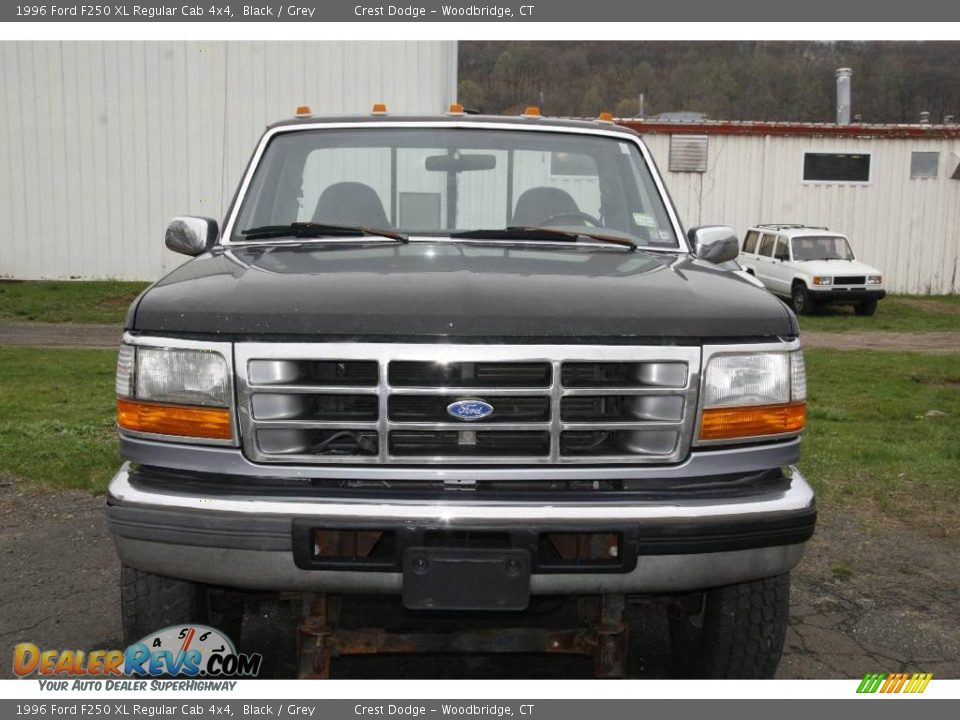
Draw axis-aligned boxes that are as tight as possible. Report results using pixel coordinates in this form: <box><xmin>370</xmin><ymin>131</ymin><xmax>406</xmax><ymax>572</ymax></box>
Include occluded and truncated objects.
<box><xmin>739</xmin><ymin>230</ymin><xmax>761</xmax><ymax>274</ymax></box>
<box><xmin>768</xmin><ymin>236</ymin><xmax>792</xmax><ymax>295</ymax></box>
<box><xmin>753</xmin><ymin>233</ymin><xmax>779</xmax><ymax>291</ymax></box>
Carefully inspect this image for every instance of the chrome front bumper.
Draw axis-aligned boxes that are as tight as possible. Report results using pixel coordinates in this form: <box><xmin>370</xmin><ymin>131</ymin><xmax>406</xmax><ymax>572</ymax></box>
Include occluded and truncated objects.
<box><xmin>106</xmin><ymin>463</ymin><xmax>815</xmax><ymax>594</ymax></box>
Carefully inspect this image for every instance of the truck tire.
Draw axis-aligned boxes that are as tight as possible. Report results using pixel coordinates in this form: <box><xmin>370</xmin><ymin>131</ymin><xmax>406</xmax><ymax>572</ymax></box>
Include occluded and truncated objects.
<box><xmin>120</xmin><ymin>564</ymin><xmax>243</xmax><ymax>645</ymax></box>
<box><xmin>668</xmin><ymin>573</ymin><xmax>790</xmax><ymax>679</ymax></box>
<box><xmin>790</xmin><ymin>283</ymin><xmax>812</xmax><ymax>315</ymax></box>
<box><xmin>855</xmin><ymin>299</ymin><xmax>878</xmax><ymax>316</ymax></box>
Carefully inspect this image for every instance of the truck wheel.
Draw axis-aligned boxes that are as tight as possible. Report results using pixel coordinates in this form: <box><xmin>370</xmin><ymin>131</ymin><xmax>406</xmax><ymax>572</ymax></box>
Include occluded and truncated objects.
<box><xmin>120</xmin><ymin>564</ymin><xmax>243</xmax><ymax>645</ymax></box>
<box><xmin>668</xmin><ymin>573</ymin><xmax>790</xmax><ymax>679</ymax></box>
<box><xmin>855</xmin><ymin>299</ymin><xmax>878</xmax><ymax>316</ymax></box>
<box><xmin>790</xmin><ymin>284</ymin><xmax>812</xmax><ymax>315</ymax></box>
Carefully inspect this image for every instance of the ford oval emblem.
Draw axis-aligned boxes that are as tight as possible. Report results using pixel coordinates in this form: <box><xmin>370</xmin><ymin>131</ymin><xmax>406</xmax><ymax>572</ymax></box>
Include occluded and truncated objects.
<box><xmin>446</xmin><ymin>399</ymin><xmax>494</xmax><ymax>421</ymax></box>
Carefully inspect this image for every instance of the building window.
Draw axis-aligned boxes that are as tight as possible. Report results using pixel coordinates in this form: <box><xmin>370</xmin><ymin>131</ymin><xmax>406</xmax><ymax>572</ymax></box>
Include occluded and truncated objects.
<box><xmin>802</xmin><ymin>152</ymin><xmax>871</xmax><ymax>183</ymax></box>
<box><xmin>910</xmin><ymin>151</ymin><xmax>939</xmax><ymax>178</ymax></box>
<box><xmin>669</xmin><ymin>135</ymin><xmax>708</xmax><ymax>173</ymax></box>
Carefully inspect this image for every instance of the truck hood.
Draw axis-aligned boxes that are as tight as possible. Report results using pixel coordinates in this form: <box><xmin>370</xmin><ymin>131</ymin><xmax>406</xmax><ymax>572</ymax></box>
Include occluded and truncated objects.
<box><xmin>796</xmin><ymin>259</ymin><xmax>881</xmax><ymax>277</ymax></box>
<box><xmin>130</xmin><ymin>242</ymin><xmax>797</xmax><ymax>341</ymax></box>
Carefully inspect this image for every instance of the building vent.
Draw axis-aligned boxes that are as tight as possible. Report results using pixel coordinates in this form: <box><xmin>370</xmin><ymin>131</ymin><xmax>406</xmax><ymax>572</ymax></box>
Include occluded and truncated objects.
<box><xmin>669</xmin><ymin>135</ymin><xmax>708</xmax><ymax>173</ymax></box>
<box><xmin>835</xmin><ymin>68</ymin><xmax>852</xmax><ymax>125</ymax></box>
<box><xmin>910</xmin><ymin>152</ymin><xmax>939</xmax><ymax>178</ymax></box>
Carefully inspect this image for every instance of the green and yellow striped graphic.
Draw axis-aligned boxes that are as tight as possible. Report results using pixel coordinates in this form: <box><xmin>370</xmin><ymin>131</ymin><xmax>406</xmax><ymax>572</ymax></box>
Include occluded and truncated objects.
<box><xmin>857</xmin><ymin>672</ymin><xmax>933</xmax><ymax>694</ymax></box>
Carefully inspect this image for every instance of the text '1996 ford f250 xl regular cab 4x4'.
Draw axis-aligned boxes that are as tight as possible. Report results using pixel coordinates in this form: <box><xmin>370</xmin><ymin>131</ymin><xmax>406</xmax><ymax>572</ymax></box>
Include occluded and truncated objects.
<box><xmin>106</xmin><ymin>108</ymin><xmax>815</xmax><ymax>679</ymax></box>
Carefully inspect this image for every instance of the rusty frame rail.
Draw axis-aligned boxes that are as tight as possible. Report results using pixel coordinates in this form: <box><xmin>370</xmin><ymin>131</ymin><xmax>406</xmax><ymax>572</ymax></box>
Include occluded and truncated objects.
<box><xmin>298</xmin><ymin>593</ymin><xmax>627</xmax><ymax>678</ymax></box>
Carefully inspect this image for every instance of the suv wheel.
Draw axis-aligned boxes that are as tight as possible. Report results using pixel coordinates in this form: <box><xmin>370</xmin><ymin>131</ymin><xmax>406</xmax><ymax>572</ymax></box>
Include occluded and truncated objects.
<box><xmin>120</xmin><ymin>564</ymin><xmax>243</xmax><ymax>645</ymax></box>
<box><xmin>855</xmin><ymin>299</ymin><xmax>878</xmax><ymax>316</ymax></box>
<box><xmin>791</xmin><ymin>283</ymin><xmax>812</xmax><ymax>315</ymax></box>
<box><xmin>668</xmin><ymin>573</ymin><xmax>790</xmax><ymax>678</ymax></box>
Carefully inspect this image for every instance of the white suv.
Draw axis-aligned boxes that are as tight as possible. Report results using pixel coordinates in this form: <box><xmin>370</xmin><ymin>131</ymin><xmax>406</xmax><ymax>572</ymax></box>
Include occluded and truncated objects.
<box><xmin>738</xmin><ymin>224</ymin><xmax>886</xmax><ymax>316</ymax></box>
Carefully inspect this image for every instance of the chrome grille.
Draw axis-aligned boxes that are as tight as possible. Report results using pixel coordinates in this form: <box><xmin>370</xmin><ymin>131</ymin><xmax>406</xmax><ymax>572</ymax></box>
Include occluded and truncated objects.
<box><xmin>236</xmin><ymin>343</ymin><xmax>700</xmax><ymax>465</ymax></box>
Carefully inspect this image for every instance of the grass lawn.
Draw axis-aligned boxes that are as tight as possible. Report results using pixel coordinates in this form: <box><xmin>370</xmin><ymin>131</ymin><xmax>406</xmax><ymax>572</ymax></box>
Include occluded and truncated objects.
<box><xmin>798</xmin><ymin>294</ymin><xmax>960</xmax><ymax>334</ymax></box>
<box><xmin>800</xmin><ymin>349</ymin><xmax>960</xmax><ymax>534</ymax></box>
<box><xmin>0</xmin><ymin>280</ymin><xmax>150</xmax><ymax>324</ymax></box>
<box><xmin>0</xmin><ymin>347</ymin><xmax>118</xmax><ymax>492</ymax></box>
<box><xmin>1</xmin><ymin>347</ymin><xmax>958</xmax><ymax>535</ymax></box>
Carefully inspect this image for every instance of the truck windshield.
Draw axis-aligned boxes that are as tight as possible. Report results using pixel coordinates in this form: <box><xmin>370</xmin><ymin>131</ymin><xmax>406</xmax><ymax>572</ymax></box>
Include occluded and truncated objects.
<box><xmin>791</xmin><ymin>236</ymin><xmax>855</xmax><ymax>261</ymax></box>
<box><xmin>231</xmin><ymin>127</ymin><xmax>680</xmax><ymax>250</ymax></box>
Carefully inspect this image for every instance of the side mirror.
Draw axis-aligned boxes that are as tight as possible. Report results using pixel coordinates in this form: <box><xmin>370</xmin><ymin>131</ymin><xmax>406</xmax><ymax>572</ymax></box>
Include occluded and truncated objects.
<box><xmin>165</xmin><ymin>216</ymin><xmax>219</xmax><ymax>256</ymax></box>
<box><xmin>688</xmin><ymin>225</ymin><xmax>739</xmax><ymax>264</ymax></box>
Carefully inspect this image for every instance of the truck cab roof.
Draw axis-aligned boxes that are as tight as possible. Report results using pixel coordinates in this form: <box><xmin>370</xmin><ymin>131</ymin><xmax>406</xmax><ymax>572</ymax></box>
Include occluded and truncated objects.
<box><xmin>265</xmin><ymin>112</ymin><xmax>643</xmax><ymax>137</ymax></box>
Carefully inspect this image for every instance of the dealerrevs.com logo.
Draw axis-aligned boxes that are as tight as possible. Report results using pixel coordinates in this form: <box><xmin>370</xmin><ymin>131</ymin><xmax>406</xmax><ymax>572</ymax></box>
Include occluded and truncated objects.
<box><xmin>13</xmin><ymin>624</ymin><xmax>262</xmax><ymax>683</ymax></box>
<box><xmin>857</xmin><ymin>672</ymin><xmax>934</xmax><ymax>694</ymax></box>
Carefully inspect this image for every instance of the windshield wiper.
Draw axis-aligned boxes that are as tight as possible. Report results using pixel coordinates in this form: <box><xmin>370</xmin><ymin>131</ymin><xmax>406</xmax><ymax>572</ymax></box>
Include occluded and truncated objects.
<box><xmin>241</xmin><ymin>222</ymin><xmax>408</xmax><ymax>243</ymax></box>
<box><xmin>450</xmin><ymin>226</ymin><xmax>636</xmax><ymax>251</ymax></box>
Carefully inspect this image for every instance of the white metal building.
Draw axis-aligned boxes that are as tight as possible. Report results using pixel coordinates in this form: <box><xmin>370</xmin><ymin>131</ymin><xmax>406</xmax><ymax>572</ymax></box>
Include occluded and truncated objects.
<box><xmin>0</xmin><ymin>41</ymin><xmax>457</xmax><ymax>280</ymax></box>
<box><xmin>3</xmin><ymin>45</ymin><xmax>958</xmax><ymax>296</ymax></box>
<box><xmin>626</xmin><ymin>120</ymin><xmax>960</xmax><ymax>295</ymax></box>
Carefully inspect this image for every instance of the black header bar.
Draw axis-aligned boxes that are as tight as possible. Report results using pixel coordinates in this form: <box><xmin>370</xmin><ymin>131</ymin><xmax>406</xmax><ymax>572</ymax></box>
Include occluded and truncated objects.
<box><xmin>4</xmin><ymin>0</ymin><xmax>959</xmax><ymax>23</ymax></box>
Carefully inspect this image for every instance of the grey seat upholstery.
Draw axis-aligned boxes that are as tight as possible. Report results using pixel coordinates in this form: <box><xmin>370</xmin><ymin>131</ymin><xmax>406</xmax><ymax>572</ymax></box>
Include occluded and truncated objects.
<box><xmin>313</xmin><ymin>182</ymin><xmax>390</xmax><ymax>228</ymax></box>
<box><xmin>511</xmin><ymin>187</ymin><xmax>580</xmax><ymax>227</ymax></box>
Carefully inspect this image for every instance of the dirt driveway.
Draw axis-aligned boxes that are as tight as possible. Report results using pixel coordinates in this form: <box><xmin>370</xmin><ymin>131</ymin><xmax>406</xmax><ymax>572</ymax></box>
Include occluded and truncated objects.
<box><xmin>0</xmin><ymin>323</ymin><xmax>121</xmax><ymax>349</ymax></box>
<box><xmin>802</xmin><ymin>331</ymin><xmax>960</xmax><ymax>353</ymax></box>
<box><xmin>3</xmin><ymin>322</ymin><xmax>960</xmax><ymax>353</ymax></box>
<box><xmin>1</xmin><ymin>482</ymin><xmax>956</xmax><ymax>680</ymax></box>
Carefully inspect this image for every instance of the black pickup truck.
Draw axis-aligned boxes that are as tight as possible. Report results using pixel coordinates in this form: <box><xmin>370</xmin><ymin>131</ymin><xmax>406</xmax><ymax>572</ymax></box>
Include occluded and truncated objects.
<box><xmin>107</xmin><ymin>111</ymin><xmax>815</xmax><ymax>678</ymax></box>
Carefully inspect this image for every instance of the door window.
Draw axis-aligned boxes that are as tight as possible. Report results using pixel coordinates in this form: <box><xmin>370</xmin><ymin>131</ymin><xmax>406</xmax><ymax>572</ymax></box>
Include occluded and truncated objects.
<box><xmin>774</xmin><ymin>238</ymin><xmax>790</xmax><ymax>261</ymax></box>
<box><xmin>758</xmin><ymin>233</ymin><xmax>777</xmax><ymax>257</ymax></box>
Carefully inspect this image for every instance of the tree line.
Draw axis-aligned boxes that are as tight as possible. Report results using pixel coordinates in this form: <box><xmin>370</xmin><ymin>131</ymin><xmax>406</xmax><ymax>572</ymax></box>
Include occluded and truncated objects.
<box><xmin>458</xmin><ymin>41</ymin><xmax>960</xmax><ymax>123</ymax></box>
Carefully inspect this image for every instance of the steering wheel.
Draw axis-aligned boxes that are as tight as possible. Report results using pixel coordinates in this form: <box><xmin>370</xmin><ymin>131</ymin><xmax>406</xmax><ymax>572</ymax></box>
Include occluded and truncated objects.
<box><xmin>539</xmin><ymin>210</ymin><xmax>603</xmax><ymax>228</ymax></box>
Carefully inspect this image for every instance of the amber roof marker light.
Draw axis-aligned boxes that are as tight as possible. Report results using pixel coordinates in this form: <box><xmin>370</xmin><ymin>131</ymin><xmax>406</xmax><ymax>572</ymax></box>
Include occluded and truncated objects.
<box><xmin>295</xmin><ymin>105</ymin><xmax>312</xmax><ymax>117</ymax></box>
<box><xmin>371</xmin><ymin>103</ymin><xmax>389</xmax><ymax>115</ymax></box>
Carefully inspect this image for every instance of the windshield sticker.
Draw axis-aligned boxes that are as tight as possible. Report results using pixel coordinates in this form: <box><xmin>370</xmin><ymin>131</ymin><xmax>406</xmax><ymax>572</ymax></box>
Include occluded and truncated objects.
<box><xmin>632</xmin><ymin>212</ymin><xmax>657</xmax><ymax>227</ymax></box>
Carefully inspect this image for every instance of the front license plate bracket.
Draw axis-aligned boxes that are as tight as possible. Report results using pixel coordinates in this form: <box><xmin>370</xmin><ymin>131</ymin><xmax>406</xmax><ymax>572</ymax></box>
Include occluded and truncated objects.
<box><xmin>402</xmin><ymin>547</ymin><xmax>531</xmax><ymax>611</ymax></box>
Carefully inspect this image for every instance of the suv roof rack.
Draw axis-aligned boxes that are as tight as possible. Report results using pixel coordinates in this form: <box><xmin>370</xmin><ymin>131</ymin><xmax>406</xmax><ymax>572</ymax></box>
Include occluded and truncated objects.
<box><xmin>755</xmin><ymin>223</ymin><xmax>829</xmax><ymax>231</ymax></box>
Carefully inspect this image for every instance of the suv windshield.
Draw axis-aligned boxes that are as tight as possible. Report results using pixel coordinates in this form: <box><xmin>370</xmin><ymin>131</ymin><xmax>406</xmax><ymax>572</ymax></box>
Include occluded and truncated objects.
<box><xmin>231</xmin><ymin>127</ymin><xmax>679</xmax><ymax>249</ymax></box>
<box><xmin>791</xmin><ymin>236</ymin><xmax>855</xmax><ymax>261</ymax></box>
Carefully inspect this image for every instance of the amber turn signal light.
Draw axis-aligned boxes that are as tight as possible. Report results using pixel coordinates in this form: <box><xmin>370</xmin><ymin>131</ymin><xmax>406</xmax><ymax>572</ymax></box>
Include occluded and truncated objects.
<box><xmin>699</xmin><ymin>402</ymin><xmax>805</xmax><ymax>441</ymax></box>
<box><xmin>117</xmin><ymin>398</ymin><xmax>232</xmax><ymax>440</ymax></box>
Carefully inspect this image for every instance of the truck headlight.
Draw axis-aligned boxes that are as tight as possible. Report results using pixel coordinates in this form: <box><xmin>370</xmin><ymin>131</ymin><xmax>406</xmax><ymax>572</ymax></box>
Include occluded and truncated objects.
<box><xmin>866</xmin><ymin>275</ymin><xmax>882</xmax><ymax>285</ymax></box>
<box><xmin>698</xmin><ymin>350</ymin><xmax>806</xmax><ymax>442</ymax></box>
<box><xmin>115</xmin><ymin>343</ymin><xmax>234</xmax><ymax>441</ymax></box>
<box><xmin>812</xmin><ymin>276</ymin><xmax>832</xmax><ymax>286</ymax></box>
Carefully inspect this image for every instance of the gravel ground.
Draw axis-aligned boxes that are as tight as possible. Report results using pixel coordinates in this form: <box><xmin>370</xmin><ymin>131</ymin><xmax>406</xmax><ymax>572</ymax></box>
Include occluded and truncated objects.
<box><xmin>1</xmin><ymin>482</ymin><xmax>956</xmax><ymax>680</ymax></box>
<box><xmin>2</xmin><ymin>322</ymin><xmax>958</xmax><ymax>678</ymax></box>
